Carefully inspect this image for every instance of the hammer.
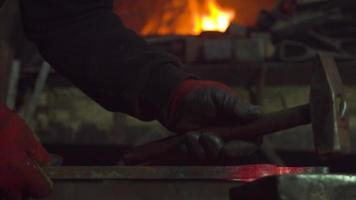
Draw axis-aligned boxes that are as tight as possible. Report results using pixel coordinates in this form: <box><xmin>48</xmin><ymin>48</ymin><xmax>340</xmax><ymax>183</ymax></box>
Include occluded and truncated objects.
<box><xmin>123</xmin><ymin>53</ymin><xmax>351</xmax><ymax>165</ymax></box>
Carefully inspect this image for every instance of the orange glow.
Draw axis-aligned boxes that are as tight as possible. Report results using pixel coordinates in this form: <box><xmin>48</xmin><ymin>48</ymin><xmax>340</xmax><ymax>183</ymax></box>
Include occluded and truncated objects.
<box><xmin>197</xmin><ymin>0</ymin><xmax>235</xmax><ymax>33</ymax></box>
<box><xmin>114</xmin><ymin>0</ymin><xmax>278</xmax><ymax>36</ymax></box>
<box><xmin>141</xmin><ymin>0</ymin><xmax>235</xmax><ymax>36</ymax></box>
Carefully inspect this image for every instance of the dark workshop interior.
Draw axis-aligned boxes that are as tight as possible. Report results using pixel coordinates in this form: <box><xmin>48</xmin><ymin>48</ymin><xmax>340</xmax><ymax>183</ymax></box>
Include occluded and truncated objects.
<box><xmin>1</xmin><ymin>0</ymin><xmax>356</xmax><ymax>199</ymax></box>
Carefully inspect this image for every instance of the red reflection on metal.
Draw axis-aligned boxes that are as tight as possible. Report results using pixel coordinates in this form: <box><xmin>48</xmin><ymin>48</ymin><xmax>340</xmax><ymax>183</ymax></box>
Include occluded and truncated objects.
<box><xmin>226</xmin><ymin>164</ymin><xmax>312</xmax><ymax>182</ymax></box>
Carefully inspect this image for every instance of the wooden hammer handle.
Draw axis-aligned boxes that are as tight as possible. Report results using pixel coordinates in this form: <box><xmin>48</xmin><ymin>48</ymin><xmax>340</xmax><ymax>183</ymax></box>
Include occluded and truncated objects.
<box><xmin>123</xmin><ymin>104</ymin><xmax>311</xmax><ymax>165</ymax></box>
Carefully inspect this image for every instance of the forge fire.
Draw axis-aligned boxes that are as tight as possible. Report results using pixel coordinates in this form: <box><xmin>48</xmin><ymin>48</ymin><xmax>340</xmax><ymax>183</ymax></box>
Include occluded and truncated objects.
<box><xmin>115</xmin><ymin>0</ymin><xmax>277</xmax><ymax>36</ymax></box>
<box><xmin>141</xmin><ymin>0</ymin><xmax>235</xmax><ymax>35</ymax></box>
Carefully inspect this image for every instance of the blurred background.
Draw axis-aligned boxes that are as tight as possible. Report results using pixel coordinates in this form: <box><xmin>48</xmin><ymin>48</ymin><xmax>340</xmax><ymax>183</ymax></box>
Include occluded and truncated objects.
<box><xmin>1</xmin><ymin>0</ymin><xmax>356</xmax><ymax>169</ymax></box>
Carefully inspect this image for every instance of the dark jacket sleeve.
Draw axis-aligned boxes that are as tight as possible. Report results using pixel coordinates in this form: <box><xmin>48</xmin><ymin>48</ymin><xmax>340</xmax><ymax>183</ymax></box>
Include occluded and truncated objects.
<box><xmin>19</xmin><ymin>0</ymin><xmax>191</xmax><ymax>121</ymax></box>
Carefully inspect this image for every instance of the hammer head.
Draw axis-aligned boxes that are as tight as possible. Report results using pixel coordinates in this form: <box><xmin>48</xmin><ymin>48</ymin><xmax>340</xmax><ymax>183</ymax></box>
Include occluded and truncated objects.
<box><xmin>310</xmin><ymin>53</ymin><xmax>351</xmax><ymax>158</ymax></box>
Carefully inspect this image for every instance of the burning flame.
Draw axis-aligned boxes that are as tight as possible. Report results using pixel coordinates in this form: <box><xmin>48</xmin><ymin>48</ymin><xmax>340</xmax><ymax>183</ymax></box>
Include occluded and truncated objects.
<box><xmin>141</xmin><ymin>0</ymin><xmax>235</xmax><ymax>36</ymax></box>
<box><xmin>115</xmin><ymin>0</ymin><xmax>278</xmax><ymax>36</ymax></box>
<box><xmin>196</xmin><ymin>0</ymin><xmax>235</xmax><ymax>34</ymax></box>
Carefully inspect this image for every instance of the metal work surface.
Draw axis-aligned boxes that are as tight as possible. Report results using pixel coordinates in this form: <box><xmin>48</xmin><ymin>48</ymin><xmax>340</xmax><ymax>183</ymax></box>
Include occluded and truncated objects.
<box><xmin>230</xmin><ymin>174</ymin><xmax>356</xmax><ymax>200</ymax></box>
<box><xmin>40</xmin><ymin>165</ymin><xmax>328</xmax><ymax>200</ymax></box>
<box><xmin>43</xmin><ymin>180</ymin><xmax>239</xmax><ymax>200</ymax></box>
<box><xmin>44</xmin><ymin>165</ymin><xmax>327</xmax><ymax>182</ymax></box>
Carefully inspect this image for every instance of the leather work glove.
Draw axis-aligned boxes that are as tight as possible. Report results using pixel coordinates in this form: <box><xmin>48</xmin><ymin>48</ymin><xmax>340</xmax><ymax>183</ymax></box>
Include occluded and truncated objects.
<box><xmin>180</xmin><ymin>132</ymin><xmax>261</xmax><ymax>162</ymax></box>
<box><xmin>0</xmin><ymin>103</ymin><xmax>52</xmax><ymax>200</ymax></box>
<box><xmin>163</xmin><ymin>80</ymin><xmax>263</xmax><ymax>161</ymax></box>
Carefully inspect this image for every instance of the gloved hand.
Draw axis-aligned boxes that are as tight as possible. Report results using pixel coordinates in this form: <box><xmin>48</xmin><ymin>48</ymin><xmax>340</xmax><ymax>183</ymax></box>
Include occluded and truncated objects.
<box><xmin>181</xmin><ymin>132</ymin><xmax>261</xmax><ymax>162</ymax></box>
<box><xmin>0</xmin><ymin>103</ymin><xmax>52</xmax><ymax>200</ymax></box>
<box><xmin>163</xmin><ymin>80</ymin><xmax>262</xmax><ymax>161</ymax></box>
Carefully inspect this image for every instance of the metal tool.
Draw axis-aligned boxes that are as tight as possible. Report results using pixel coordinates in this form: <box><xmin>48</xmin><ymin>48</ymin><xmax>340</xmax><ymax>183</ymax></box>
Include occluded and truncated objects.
<box><xmin>230</xmin><ymin>174</ymin><xmax>356</xmax><ymax>200</ymax></box>
<box><xmin>21</xmin><ymin>62</ymin><xmax>51</xmax><ymax>124</ymax></box>
<box><xmin>39</xmin><ymin>165</ymin><xmax>326</xmax><ymax>200</ymax></box>
<box><xmin>311</xmin><ymin>54</ymin><xmax>350</xmax><ymax>158</ymax></box>
<box><xmin>123</xmin><ymin>53</ymin><xmax>350</xmax><ymax>165</ymax></box>
<box><xmin>6</xmin><ymin>60</ymin><xmax>20</xmax><ymax>109</ymax></box>
<box><xmin>44</xmin><ymin>165</ymin><xmax>326</xmax><ymax>182</ymax></box>
<box><xmin>278</xmin><ymin>40</ymin><xmax>318</xmax><ymax>62</ymax></box>
<box><xmin>278</xmin><ymin>39</ymin><xmax>353</xmax><ymax>62</ymax></box>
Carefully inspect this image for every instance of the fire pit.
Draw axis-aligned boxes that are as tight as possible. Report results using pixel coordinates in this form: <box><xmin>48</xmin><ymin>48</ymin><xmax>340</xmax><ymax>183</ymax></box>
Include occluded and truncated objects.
<box><xmin>114</xmin><ymin>0</ymin><xmax>276</xmax><ymax>36</ymax></box>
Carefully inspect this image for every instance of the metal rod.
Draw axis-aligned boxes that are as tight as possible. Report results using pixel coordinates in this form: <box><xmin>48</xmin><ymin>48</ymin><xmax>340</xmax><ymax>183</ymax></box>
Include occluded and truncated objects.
<box><xmin>6</xmin><ymin>60</ymin><xmax>20</xmax><ymax>109</ymax></box>
<box><xmin>43</xmin><ymin>165</ymin><xmax>327</xmax><ymax>182</ymax></box>
<box><xmin>22</xmin><ymin>62</ymin><xmax>51</xmax><ymax>123</ymax></box>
